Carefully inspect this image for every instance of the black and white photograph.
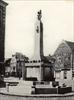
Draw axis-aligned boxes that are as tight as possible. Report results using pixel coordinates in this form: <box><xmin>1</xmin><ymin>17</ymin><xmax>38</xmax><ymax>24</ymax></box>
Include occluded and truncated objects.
<box><xmin>0</xmin><ymin>0</ymin><xmax>74</xmax><ymax>100</ymax></box>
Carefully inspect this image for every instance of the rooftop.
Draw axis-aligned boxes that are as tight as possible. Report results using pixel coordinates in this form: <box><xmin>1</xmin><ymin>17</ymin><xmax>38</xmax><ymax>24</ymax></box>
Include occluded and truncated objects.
<box><xmin>65</xmin><ymin>40</ymin><xmax>74</xmax><ymax>52</ymax></box>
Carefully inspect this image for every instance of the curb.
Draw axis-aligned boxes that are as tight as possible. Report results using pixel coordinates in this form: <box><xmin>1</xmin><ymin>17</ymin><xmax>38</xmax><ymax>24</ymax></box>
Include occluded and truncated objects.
<box><xmin>0</xmin><ymin>91</ymin><xmax>74</xmax><ymax>98</ymax></box>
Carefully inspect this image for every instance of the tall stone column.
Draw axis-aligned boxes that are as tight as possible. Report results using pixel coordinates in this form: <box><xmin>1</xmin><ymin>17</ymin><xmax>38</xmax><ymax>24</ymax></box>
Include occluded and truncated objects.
<box><xmin>33</xmin><ymin>10</ymin><xmax>44</xmax><ymax>60</ymax></box>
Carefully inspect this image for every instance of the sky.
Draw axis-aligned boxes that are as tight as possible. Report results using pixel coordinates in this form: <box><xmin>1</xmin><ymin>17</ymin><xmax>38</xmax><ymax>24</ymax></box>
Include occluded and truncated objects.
<box><xmin>4</xmin><ymin>0</ymin><xmax>73</xmax><ymax>59</ymax></box>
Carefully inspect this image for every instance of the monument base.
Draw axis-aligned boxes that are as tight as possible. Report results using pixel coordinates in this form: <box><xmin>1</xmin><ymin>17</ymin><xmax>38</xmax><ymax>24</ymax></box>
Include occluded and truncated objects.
<box><xmin>31</xmin><ymin>81</ymin><xmax>72</xmax><ymax>94</ymax></box>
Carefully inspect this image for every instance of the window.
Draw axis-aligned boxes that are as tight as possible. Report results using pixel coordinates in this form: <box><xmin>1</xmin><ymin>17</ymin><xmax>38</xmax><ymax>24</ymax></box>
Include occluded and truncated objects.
<box><xmin>38</xmin><ymin>60</ymin><xmax>41</xmax><ymax>62</ymax></box>
<box><xmin>64</xmin><ymin>71</ymin><xmax>67</xmax><ymax>79</ymax></box>
<box><xmin>13</xmin><ymin>67</ymin><xmax>15</xmax><ymax>71</ymax></box>
<box><xmin>55</xmin><ymin>72</ymin><xmax>60</xmax><ymax>79</ymax></box>
<box><xmin>72</xmin><ymin>70</ymin><xmax>74</xmax><ymax>77</ymax></box>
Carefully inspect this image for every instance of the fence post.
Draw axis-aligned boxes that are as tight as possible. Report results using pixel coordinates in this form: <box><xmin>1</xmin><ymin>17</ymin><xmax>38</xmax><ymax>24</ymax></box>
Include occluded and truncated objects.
<box><xmin>6</xmin><ymin>83</ymin><xmax>9</xmax><ymax>92</ymax></box>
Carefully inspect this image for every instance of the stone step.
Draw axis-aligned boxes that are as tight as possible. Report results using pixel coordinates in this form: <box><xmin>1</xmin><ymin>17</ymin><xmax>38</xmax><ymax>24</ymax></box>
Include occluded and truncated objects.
<box><xmin>8</xmin><ymin>80</ymin><xmax>34</xmax><ymax>94</ymax></box>
<box><xmin>9</xmin><ymin>84</ymin><xmax>32</xmax><ymax>94</ymax></box>
<box><xmin>9</xmin><ymin>86</ymin><xmax>31</xmax><ymax>94</ymax></box>
<box><xmin>18</xmin><ymin>80</ymin><xmax>33</xmax><ymax>86</ymax></box>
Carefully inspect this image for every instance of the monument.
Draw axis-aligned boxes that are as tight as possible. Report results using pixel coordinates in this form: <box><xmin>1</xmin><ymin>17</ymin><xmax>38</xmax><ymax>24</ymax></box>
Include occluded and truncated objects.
<box><xmin>25</xmin><ymin>10</ymin><xmax>54</xmax><ymax>82</ymax></box>
<box><xmin>23</xmin><ymin>11</ymin><xmax>72</xmax><ymax>94</ymax></box>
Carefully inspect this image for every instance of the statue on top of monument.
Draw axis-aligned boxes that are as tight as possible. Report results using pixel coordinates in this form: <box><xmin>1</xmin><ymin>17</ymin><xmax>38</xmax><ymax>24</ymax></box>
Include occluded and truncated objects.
<box><xmin>37</xmin><ymin>10</ymin><xmax>42</xmax><ymax>20</ymax></box>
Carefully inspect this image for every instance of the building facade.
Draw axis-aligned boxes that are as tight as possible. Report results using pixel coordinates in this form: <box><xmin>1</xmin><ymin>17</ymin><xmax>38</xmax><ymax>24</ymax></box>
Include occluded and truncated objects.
<box><xmin>10</xmin><ymin>54</ymin><xmax>17</xmax><ymax>76</ymax></box>
<box><xmin>0</xmin><ymin>0</ymin><xmax>8</xmax><ymax>75</ymax></box>
<box><xmin>10</xmin><ymin>53</ymin><xmax>28</xmax><ymax>78</ymax></box>
<box><xmin>54</xmin><ymin>40</ymin><xmax>74</xmax><ymax>81</ymax></box>
<box><xmin>5</xmin><ymin>58</ymin><xmax>11</xmax><ymax>77</ymax></box>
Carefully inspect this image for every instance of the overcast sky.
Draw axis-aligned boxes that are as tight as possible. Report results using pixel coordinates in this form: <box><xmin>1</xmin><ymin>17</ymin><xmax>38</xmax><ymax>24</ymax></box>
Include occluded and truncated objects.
<box><xmin>4</xmin><ymin>0</ymin><xmax>73</xmax><ymax>59</ymax></box>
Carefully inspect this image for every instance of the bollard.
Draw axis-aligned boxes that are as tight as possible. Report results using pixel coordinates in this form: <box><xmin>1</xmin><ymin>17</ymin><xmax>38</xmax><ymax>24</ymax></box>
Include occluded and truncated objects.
<box><xmin>6</xmin><ymin>83</ymin><xmax>9</xmax><ymax>92</ymax></box>
<box><xmin>31</xmin><ymin>86</ymin><xmax>35</xmax><ymax>94</ymax></box>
